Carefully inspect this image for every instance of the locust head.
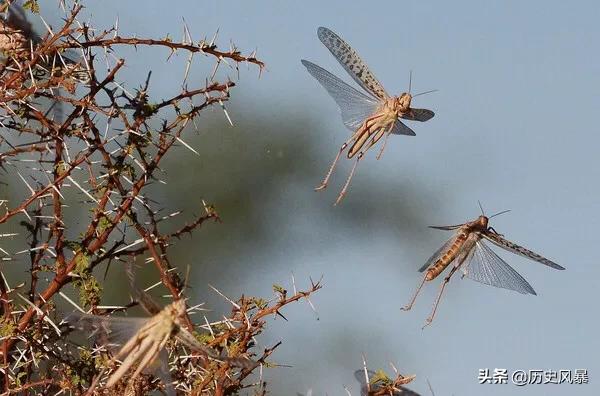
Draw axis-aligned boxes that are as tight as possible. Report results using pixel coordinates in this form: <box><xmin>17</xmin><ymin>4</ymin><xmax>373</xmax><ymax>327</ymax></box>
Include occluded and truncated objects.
<box><xmin>397</xmin><ymin>92</ymin><xmax>412</xmax><ymax>112</ymax></box>
<box><xmin>473</xmin><ymin>215</ymin><xmax>489</xmax><ymax>231</ymax></box>
<box><xmin>473</xmin><ymin>205</ymin><xmax>511</xmax><ymax>232</ymax></box>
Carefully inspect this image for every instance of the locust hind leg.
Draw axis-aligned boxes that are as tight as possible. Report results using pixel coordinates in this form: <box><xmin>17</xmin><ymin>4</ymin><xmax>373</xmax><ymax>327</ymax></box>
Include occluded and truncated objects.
<box><xmin>334</xmin><ymin>127</ymin><xmax>385</xmax><ymax>205</ymax></box>
<box><xmin>334</xmin><ymin>151</ymin><xmax>362</xmax><ymax>205</ymax></box>
<box><xmin>314</xmin><ymin>138</ymin><xmax>351</xmax><ymax>191</ymax></box>
<box><xmin>316</xmin><ymin>115</ymin><xmax>379</xmax><ymax>191</ymax></box>
<box><xmin>130</xmin><ymin>334</ymin><xmax>168</xmax><ymax>381</ymax></box>
<box><xmin>106</xmin><ymin>335</ymin><xmax>155</xmax><ymax>388</ymax></box>
<box><xmin>400</xmin><ymin>273</ymin><xmax>428</xmax><ymax>312</ymax></box>
<box><xmin>422</xmin><ymin>263</ymin><xmax>461</xmax><ymax>329</ymax></box>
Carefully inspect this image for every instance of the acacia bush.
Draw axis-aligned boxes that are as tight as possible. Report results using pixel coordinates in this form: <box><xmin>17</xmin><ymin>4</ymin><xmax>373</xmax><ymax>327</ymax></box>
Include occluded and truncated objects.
<box><xmin>0</xmin><ymin>1</ymin><xmax>418</xmax><ymax>395</ymax></box>
<box><xmin>0</xmin><ymin>1</ymin><xmax>325</xmax><ymax>394</ymax></box>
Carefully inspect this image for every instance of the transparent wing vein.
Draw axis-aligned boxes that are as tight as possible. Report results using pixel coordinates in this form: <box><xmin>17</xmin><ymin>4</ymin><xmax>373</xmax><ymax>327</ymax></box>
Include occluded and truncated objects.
<box><xmin>66</xmin><ymin>312</ymin><xmax>149</xmax><ymax>352</ymax></box>
<box><xmin>301</xmin><ymin>59</ymin><xmax>380</xmax><ymax>130</ymax></box>
<box><xmin>464</xmin><ymin>240</ymin><xmax>536</xmax><ymax>295</ymax></box>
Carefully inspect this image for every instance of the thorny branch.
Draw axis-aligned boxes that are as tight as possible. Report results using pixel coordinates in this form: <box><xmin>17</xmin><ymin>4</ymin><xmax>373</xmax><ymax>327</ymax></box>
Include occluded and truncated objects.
<box><xmin>0</xmin><ymin>1</ymin><xmax>323</xmax><ymax>395</ymax></box>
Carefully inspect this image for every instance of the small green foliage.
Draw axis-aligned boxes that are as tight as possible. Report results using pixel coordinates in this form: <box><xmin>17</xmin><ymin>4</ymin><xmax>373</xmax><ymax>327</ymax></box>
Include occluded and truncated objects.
<box><xmin>22</xmin><ymin>0</ymin><xmax>40</xmax><ymax>13</ymax></box>
<box><xmin>96</xmin><ymin>215</ymin><xmax>112</xmax><ymax>234</ymax></box>
<box><xmin>14</xmin><ymin>105</ymin><xmax>29</xmax><ymax>118</ymax></box>
<box><xmin>64</xmin><ymin>240</ymin><xmax>83</xmax><ymax>251</ymax></box>
<box><xmin>70</xmin><ymin>373</ymin><xmax>81</xmax><ymax>387</ymax></box>
<box><xmin>123</xmin><ymin>212</ymin><xmax>136</xmax><ymax>226</ymax></box>
<box><xmin>0</xmin><ymin>320</ymin><xmax>16</xmax><ymax>338</ymax></box>
<box><xmin>227</xmin><ymin>340</ymin><xmax>242</xmax><ymax>356</ymax></box>
<box><xmin>94</xmin><ymin>186</ymin><xmax>108</xmax><ymax>200</ymax></box>
<box><xmin>113</xmin><ymin>163</ymin><xmax>136</xmax><ymax>179</ymax></box>
<box><xmin>195</xmin><ymin>331</ymin><xmax>214</xmax><ymax>345</ymax></box>
<box><xmin>251</xmin><ymin>297</ymin><xmax>268</xmax><ymax>310</ymax></box>
<box><xmin>204</xmin><ymin>203</ymin><xmax>219</xmax><ymax>217</ymax></box>
<box><xmin>55</xmin><ymin>161</ymin><xmax>69</xmax><ymax>176</ymax></box>
<box><xmin>72</xmin><ymin>251</ymin><xmax>102</xmax><ymax>308</ymax></box>
<box><xmin>78</xmin><ymin>348</ymin><xmax>93</xmax><ymax>364</ymax></box>
<box><xmin>74</xmin><ymin>276</ymin><xmax>102</xmax><ymax>309</ymax></box>
<box><xmin>15</xmin><ymin>371</ymin><xmax>27</xmax><ymax>387</ymax></box>
<box><xmin>74</xmin><ymin>253</ymin><xmax>90</xmax><ymax>275</ymax></box>
<box><xmin>272</xmin><ymin>284</ymin><xmax>286</xmax><ymax>295</ymax></box>
<box><xmin>63</xmin><ymin>365</ymin><xmax>82</xmax><ymax>387</ymax></box>
<box><xmin>140</xmin><ymin>103</ymin><xmax>159</xmax><ymax>117</ymax></box>
<box><xmin>370</xmin><ymin>369</ymin><xmax>392</xmax><ymax>386</ymax></box>
<box><xmin>211</xmin><ymin>323</ymin><xmax>228</xmax><ymax>333</ymax></box>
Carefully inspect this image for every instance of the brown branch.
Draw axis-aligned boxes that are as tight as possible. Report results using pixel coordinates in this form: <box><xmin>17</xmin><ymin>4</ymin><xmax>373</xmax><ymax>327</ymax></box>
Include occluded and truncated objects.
<box><xmin>67</xmin><ymin>37</ymin><xmax>265</xmax><ymax>70</ymax></box>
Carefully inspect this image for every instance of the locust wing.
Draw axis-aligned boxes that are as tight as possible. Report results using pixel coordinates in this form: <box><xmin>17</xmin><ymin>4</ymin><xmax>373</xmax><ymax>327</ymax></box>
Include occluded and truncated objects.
<box><xmin>390</xmin><ymin>120</ymin><xmax>417</xmax><ymax>136</ymax></box>
<box><xmin>401</xmin><ymin>108</ymin><xmax>435</xmax><ymax>122</ymax></box>
<box><xmin>317</xmin><ymin>26</ymin><xmax>388</xmax><ymax>99</ymax></box>
<box><xmin>301</xmin><ymin>59</ymin><xmax>379</xmax><ymax>131</ymax></box>
<box><xmin>483</xmin><ymin>232</ymin><xmax>564</xmax><ymax>270</ymax></box>
<box><xmin>462</xmin><ymin>240</ymin><xmax>537</xmax><ymax>295</ymax></box>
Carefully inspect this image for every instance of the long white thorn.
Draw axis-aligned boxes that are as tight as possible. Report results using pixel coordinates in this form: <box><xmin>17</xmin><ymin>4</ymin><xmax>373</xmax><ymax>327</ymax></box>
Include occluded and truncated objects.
<box><xmin>17</xmin><ymin>293</ymin><xmax>61</xmax><ymax>336</ymax></box>
<box><xmin>17</xmin><ymin>172</ymin><xmax>35</xmax><ymax>195</ymax></box>
<box><xmin>208</xmin><ymin>284</ymin><xmax>240</xmax><ymax>309</ymax></box>
<box><xmin>175</xmin><ymin>136</ymin><xmax>200</xmax><ymax>156</ymax></box>
<box><xmin>219</xmin><ymin>99</ymin><xmax>234</xmax><ymax>126</ymax></box>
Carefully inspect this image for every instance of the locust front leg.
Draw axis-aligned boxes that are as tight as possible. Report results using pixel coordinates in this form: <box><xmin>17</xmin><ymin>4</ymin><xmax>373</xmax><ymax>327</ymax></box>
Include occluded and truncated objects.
<box><xmin>375</xmin><ymin>122</ymin><xmax>395</xmax><ymax>160</ymax></box>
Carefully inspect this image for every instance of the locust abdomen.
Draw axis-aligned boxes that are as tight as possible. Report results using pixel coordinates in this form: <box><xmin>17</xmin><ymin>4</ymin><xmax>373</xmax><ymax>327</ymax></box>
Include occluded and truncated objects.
<box><xmin>425</xmin><ymin>233</ymin><xmax>468</xmax><ymax>281</ymax></box>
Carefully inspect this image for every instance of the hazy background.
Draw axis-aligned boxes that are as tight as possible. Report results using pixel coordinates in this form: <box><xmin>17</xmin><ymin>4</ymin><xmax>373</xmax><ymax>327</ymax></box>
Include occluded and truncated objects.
<box><xmin>4</xmin><ymin>1</ymin><xmax>600</xmax><ymax>395</ymax></box>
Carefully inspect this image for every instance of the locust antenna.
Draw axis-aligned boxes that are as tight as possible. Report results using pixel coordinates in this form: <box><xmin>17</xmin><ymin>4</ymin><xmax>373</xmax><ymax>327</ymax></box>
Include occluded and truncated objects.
<box><xmin>477</xmin><ymin>200</ymin><xmax>485</xmax><ymax>216</ymax></box>
<box><xmin>489</xmin><ymin>209</ymin><xmax>511</xmax><ymax>219</ymax></box>
<box><xmin>408</xmin><ymin>70</ymin><xmax>412</xmax><ymax>94</ymax></box>
<box><xmin>412</xmin><ymin>89</ymin><xmax>439</xmax><ymax>98</ymax></box>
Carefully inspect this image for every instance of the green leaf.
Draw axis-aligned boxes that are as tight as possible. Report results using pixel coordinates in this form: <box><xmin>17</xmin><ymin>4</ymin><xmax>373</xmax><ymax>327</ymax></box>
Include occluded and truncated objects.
<box><xmin>22</xmin><ymin>0</ymin><xmax>40</xmax><ymax>14</ymax></box>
